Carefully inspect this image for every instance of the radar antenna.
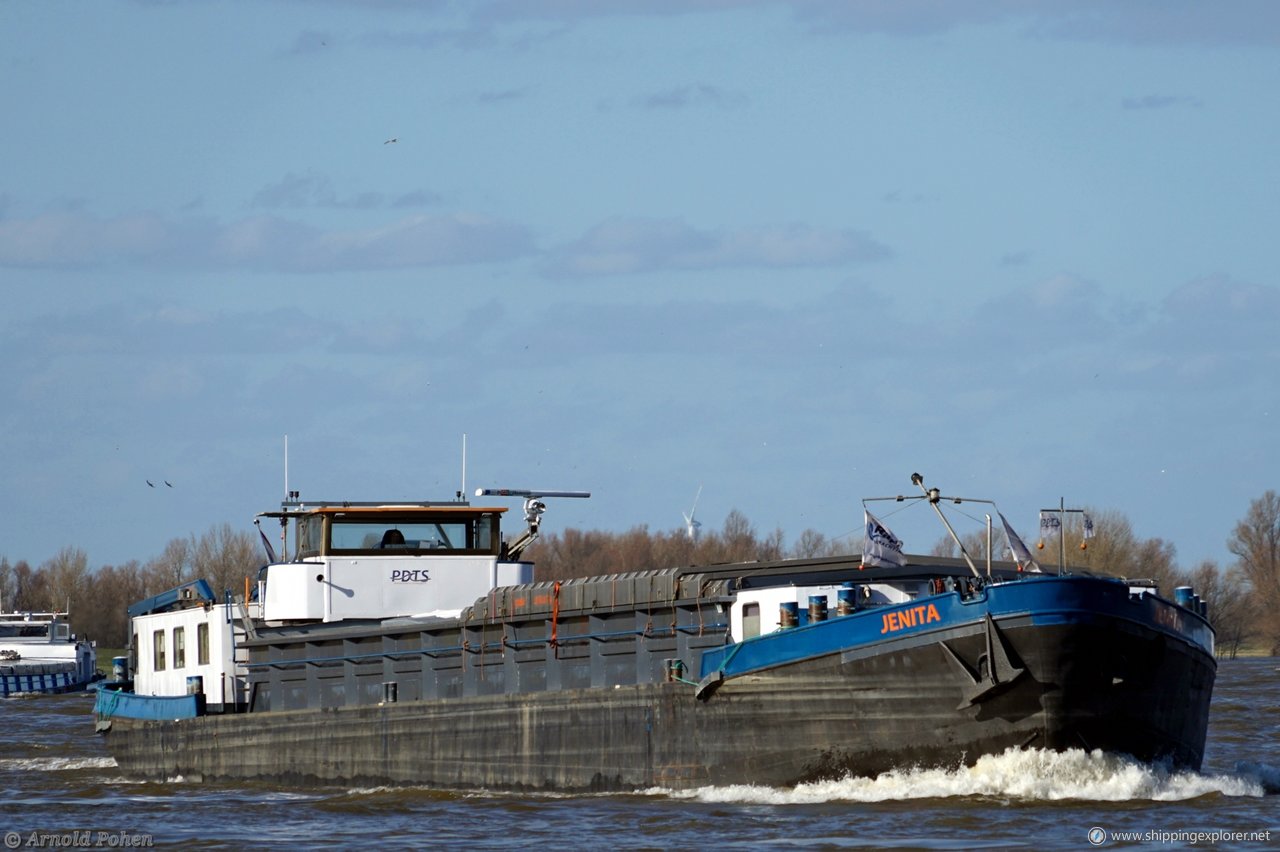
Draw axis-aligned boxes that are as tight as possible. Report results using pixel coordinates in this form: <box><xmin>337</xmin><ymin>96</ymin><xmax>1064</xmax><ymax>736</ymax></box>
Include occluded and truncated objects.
<box><xmin>475</xmin><ymin>488</ymin><xmax>590</xmax><ymax>561</ymax></box>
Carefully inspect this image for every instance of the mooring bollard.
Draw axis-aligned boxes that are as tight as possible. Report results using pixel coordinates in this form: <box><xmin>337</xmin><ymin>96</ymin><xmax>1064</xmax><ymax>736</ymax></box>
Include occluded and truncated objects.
<box><xmin>837</xmin><ymin>585</ymin><xmax>856</xmax><ymax>616</ymax></box>
<box><xmin>808</xmin><ymin>594</ymin><xmax>828</xmax><ymax>623</ymax></box>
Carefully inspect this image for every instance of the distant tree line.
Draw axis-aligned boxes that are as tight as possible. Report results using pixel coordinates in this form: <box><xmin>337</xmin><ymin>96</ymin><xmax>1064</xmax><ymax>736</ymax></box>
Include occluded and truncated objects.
<box><xmin>0</xmin><ymin>523</ymin><xmax>261</xmax><ymax>649</ymax></box>
<box><xmin>526</xmin><ymin>508</ymin><xmax>852</xmax><ymax>582</ymax></box>
<box><xmin>4</xmin><ymin>493</ymin><xmax>1280</xmax><ymax>658</ymax></box>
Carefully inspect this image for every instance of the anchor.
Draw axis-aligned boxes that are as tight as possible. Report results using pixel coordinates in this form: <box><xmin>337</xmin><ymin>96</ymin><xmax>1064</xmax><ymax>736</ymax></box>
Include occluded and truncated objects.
<box><xmin>939</xmin><ymin>614</ymin><xmax>1026</xmax><ymax>709</ymax></box>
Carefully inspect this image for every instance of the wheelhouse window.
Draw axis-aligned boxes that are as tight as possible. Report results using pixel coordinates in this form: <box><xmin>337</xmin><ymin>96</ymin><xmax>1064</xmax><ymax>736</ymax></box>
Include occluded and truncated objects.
<box><xmin>323</xmin><ymin>514</ymin><xmax>499</xmax><ymax>555</ymax></box>
<box><xmin>197</xmin><ymin>623</ymin><xmax>210</xmax><ymax>666</ymax></box>
<box><xmin>173</xmin><ymin>626</ymin><xmax>185</xmax><ymax>669</ymax></box>
<box><xmin>153</xmin><ymin>630</ymin><xmax>166</xmax><ymax>672</ymax></box>
<box><xmin>296</xmin><ymin>515</ymin><xmax>324</xmax><ymax>560</ymax></box>
<box><xmin>0</xmin><ymin>624</ymin><xmax>48</xmax><ymax>638</ymax></box>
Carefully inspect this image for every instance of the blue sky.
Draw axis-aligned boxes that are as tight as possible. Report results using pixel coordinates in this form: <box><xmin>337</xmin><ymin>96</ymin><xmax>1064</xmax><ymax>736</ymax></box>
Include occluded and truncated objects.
<box><xmin>2</xmin><ymin>1</ymin><xmax>1278</xmax><ymax>573</ymax></box>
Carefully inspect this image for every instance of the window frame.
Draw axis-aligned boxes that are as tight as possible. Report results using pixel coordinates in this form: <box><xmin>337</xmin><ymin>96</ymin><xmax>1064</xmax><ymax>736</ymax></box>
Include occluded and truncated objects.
<box><xmin>197</xmin><ymin>622</ymin><xmax>210</xmax><ymax>666</ymax></box>
<box><xmin>173</xmin><ymin>626</ymin><xmax>185</xmax><ymax>669</ymax></box>
<box><xmin>153</xmin><ymin>629</ymin><xmax>166</xmax><ymax>672</ymax></box>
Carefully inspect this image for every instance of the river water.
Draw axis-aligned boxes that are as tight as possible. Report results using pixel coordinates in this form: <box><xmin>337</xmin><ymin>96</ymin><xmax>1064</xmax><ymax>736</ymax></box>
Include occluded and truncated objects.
<box><xmin>0</xmin><ymin>660</ymin><xmax>1276</xmax><ymax>850</ymax></box>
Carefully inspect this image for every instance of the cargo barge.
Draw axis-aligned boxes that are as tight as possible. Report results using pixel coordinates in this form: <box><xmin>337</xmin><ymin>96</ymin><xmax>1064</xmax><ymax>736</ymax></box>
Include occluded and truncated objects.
<box><xmin>94</xmin><ymin>477</ymin><xmax>1216</xmax><ymax>790</ymax></box>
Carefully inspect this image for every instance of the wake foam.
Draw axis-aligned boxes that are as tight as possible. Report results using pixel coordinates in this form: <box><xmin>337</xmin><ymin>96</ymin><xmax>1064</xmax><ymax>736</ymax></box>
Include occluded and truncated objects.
<box><xmin>663</xmin><ymin>748</ymin><xmax>1269</xmax><ymax>803</ymax></box>
<box><xmin>0</xmin><ymin>756</ymin><xmax>117</xmax><ymax>772</ymax></box>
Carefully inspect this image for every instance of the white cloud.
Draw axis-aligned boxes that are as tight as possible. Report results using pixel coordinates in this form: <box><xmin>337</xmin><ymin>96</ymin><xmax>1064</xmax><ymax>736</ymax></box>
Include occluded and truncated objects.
<box><xmin>0</xmin><ymin>210</ymin><xmax>534</xmax><ymax>272</ymax></box>
<box><xmin>1142</xmin><ymin>276</ymin><xmax>1280</xmax><ymax>376</ymax></box>
<box><xmin>0</xmin><ymin>211</ymin><xmax>181</xmax><ymax>267</ymax></box>
<box><xmin>542</xmin><ymin>217</ymin><xmax>890</xmax><ymax>277</ymax></box>
<box><xmin>251</xmin><ymin>172</ymin><xmax>441</xmax><ymax>210</ymax></box>
<box><xmin>629</xmin><ymin>84</ymin><xmax>749</xmax><ymax>110</ymax></box>
<box><xmin>464</xmin><ymin>0</ymin><xmax>1280</xmax><ymax>46</ymax></box>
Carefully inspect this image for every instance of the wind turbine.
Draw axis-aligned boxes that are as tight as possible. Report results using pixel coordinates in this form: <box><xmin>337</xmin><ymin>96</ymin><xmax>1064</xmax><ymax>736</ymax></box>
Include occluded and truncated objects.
<box><xmin>683</xmin><ymin>485</ymin><xmax>703</xmax><ymax>541</ymax></box>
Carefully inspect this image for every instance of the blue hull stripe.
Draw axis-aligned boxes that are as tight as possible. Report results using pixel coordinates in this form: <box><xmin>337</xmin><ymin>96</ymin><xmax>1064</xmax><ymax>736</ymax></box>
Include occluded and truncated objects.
<box><xmin>698</xmin><ymin>575</ymin><xmax>1214</xmax><ymax>681</ymax></box>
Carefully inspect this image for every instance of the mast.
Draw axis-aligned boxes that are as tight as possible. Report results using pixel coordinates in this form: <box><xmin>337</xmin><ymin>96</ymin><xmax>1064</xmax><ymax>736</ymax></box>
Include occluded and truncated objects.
<box><xmin>865</xmin><ymin>473</ymin><xmax>1001</xmax><ymax>579</ymax></box>
<box><xmin>1040</xmin><ymin>497</ymin><xmax>1088</xmax><ymax>575</ymax></box>
<box><xmin>985</xmin><ymin>514</ymin><xmax>992</xmax><ymax>578</ymax></box>
<box><xmin>911</xmin><ymin>473</ymin><xmax>982</xmax><ymax>578</ymax></box>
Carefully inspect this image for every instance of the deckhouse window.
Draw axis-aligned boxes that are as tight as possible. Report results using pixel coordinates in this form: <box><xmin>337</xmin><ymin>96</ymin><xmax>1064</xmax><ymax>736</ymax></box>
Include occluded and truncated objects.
<box><xmin>153</xmin><ymin>630</ymin><xmax>166</xmax><ymax>672</ymax></box>
<box><xmin>173</xmin><ymin>626</ymin><xmax>186</xmax><ymax>669</ymax></box>
<box><xmin>197</xmin><ymin>623</ymin><xmax>210</xmax><ymax>665</ymax></box>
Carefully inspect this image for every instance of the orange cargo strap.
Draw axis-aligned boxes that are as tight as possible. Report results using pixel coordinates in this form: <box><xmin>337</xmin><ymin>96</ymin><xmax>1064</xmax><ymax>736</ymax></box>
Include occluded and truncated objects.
<box><xmin>550</xmin><ymin>581</ymin><xmax>561</xmax><ymax>654</ymax></box>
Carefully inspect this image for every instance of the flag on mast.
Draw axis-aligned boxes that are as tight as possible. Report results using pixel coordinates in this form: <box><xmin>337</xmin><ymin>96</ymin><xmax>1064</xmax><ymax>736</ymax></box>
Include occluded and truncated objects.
<box><xmin>1000</xmin><ymin>512</ymin><xmax>1041</xmax><ymax>573</ymax></box>
<box><xmin>255</xmin><ymin>519</ymin><xmax>278</xmax><ymax>563</ymax></box>
<box><xmin>1039</xmin><ymin>511</ymin><xmax>1061</xmax><ymax>541</ymax></box>
<box><xmin>863</xmin><ymin>510</ymin><xmax>906</xmax><ymax>568</ymax></box>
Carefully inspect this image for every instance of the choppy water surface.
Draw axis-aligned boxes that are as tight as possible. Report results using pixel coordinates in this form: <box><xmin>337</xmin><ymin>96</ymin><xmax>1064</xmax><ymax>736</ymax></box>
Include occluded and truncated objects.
<box><xmin>1</xmin><ymin>660</ymin><xmax>1276</xmax><ymax>849</ymax></box>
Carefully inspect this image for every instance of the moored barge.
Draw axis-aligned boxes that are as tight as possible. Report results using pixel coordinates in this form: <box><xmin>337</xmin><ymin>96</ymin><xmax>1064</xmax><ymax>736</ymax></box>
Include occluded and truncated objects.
<box><xmin>1</xmin><ymin>611</ymin><xmax>99</xmax><ymax>696</ymax></box>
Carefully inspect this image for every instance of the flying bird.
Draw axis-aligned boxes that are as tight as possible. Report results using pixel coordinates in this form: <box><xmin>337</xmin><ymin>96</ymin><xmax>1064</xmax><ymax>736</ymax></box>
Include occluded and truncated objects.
<box><xmin>384</xmin><ymin>137</ymin><xmax>397</xmax><ymax>144</ymax></box>
<box><xmin>165</xmin><ymin>481</ymin><xmax>173</xmax><ymax>488</ymax></box>
<box><xmin>146</xmin><ymin>480</ymin><xmax>155</xmax><ymax>488</ymax></box>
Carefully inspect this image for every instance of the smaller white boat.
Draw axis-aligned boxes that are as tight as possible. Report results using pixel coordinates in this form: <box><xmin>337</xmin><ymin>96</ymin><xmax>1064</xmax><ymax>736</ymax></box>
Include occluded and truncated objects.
<box><xmin>0</xmin><ymin>612</ymin><xmax>100</xmax><ymax>696</ymax></box>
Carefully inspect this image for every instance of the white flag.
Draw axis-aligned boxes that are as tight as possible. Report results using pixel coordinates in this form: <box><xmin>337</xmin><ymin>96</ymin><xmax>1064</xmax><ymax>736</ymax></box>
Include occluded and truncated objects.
<box><xmin>1083</xmin><ymin>513</ymin><xmax>1095</xmax><ymax>539</ymax></box>
<box><xmin>1039</xmin><ymin>511</ymin><xmax>1061</xmax><ymax>541</ymax></box>
<box><xmin>1001</xmin><ymin>512</ymin><xmax>1041</xmax><ymax>573</ymax></box>
<box><xmin>863</xmin><ymin>510</ymin><xmax>906</xmax><ymax>568</ymax></box>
